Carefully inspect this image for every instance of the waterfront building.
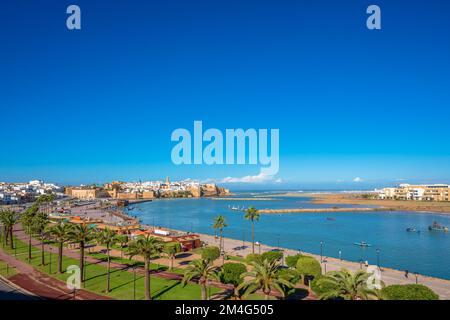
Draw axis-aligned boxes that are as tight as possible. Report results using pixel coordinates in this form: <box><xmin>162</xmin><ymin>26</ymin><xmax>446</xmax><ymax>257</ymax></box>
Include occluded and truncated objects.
<box><xmin>378</xmin><ymin>184</ymin><xmax>449</xmax><ymax>201</ymax></box>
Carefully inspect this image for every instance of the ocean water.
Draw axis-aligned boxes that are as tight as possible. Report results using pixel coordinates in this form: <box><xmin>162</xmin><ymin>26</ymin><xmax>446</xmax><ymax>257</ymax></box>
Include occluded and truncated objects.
<box><xmin>127</xmin><ymin>193</ymin><xmax>450</xmax><ymax>280</ymax></box>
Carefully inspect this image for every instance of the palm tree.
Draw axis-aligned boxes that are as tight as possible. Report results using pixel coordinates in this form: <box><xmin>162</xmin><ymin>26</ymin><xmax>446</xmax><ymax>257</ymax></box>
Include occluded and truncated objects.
<box><xmin>244</xmin><ymin>207</ymin><xmax>260</xmax><ymax>254</ymax></box>
<box><xmin>163</xmin><ymin>242</ymin><xmax>182</xmax><ymax>271</ymax></box>
<box><xmin>48</xmin><ymin>222</ymin><xmax>71</xmax><ymax>273</ymax></box>
<box><xmin>128</xmin><ymin>235</ymin><xmax>164</xmax><ymax>300</ymax></box>
<box><xmin>95</xmin><ymin>228</ymin><xmax>118</xmax><ymax>293</ymax></box>
<box><xmin>115</xmin><ymin>234</ymin><xmax>129</xmax><ymax>259</ymax></box>
<box><xmin>182</xmin><ymin>259</ymin><xmax>218</xmax><ymax>300</ymax></box>
<box><xmin>67</xmin><ymin>224</ymin><xmax>94</xmax><ymax>284</ymax></box>
<box><xmin>32</xmin><ymin>212</ymin><xmax>49</xmax><ymax>266</ymax></box>
<box><xmin>238</xmin><ymin>259</ymin><xmax>293</xmax><ymax>300</ymax></box>
<box><xmin>20</xmin><ymin>205</ymin><xmax>39</xmax><ymax>260</ymax></box>
<box><xmin>0</xmin><ymin>210</ymin><xmax>18</xmax><ymax>249</ymax></box>
<box><xmin>212</xmin><ymin>215</ymin><xmax>228</xmax><ymax>253</ymax></box>
<box><xmin>315</xmin><ymin>268</ymin><xmax>382</xmax><ymax>300</ymax></box>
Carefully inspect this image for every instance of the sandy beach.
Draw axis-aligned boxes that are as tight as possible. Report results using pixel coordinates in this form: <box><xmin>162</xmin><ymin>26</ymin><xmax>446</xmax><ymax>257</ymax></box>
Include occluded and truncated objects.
<box><xmin>273</xmin><ymin>192</ymin><xmax>450</xmax><ymax>214</ymax></box>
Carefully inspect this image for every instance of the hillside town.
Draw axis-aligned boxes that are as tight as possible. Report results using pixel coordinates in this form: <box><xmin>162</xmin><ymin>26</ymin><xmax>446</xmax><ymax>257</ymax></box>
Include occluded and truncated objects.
<box><xmin>65</xmin><ymin>177</ymin><xmax>230</xmax><ymax>200</ymax></box>
<box><xmin>0</xmin><ymin>180</ymin><xmax>64</xmax><ymax>204</ymax></box>
<box><xmin>0</xmin><ymin>178</ymin><xmax>230</xmax><ymax>205</ymax></box>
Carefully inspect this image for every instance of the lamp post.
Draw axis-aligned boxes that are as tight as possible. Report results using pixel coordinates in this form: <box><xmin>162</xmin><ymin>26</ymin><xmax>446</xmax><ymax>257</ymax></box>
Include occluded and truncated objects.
<box><xmin>320</xmin><ymin>241</ymin><xmax>324</xmax><ymax>263</ymax></box>
<box><xmin>49</xmin><ymin>247</ymin><xmax>52</xmax><ymax>274</ymax></box>
<box><xmin>323</xmin><ymin>259</ymin><xmax>328</xmax><ymax>274</ymax></box>
<box><xmin>338</xmin><ymin>250</ymin><xmax>342</xmax><ymax>261</ymax></box>
<box><xmin>414</xmin><ymin>273</ymin><xmax>419</xmax><ymax>284</ymax></box>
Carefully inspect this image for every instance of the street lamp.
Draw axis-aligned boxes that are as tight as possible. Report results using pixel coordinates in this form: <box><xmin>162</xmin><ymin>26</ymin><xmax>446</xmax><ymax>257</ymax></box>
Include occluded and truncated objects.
<box><xmin>49</xmin><ymin>247</ymin><xmax>52</xmax><ymax>274</ymax></box>
<box><xmin>320</xmin><ymin>241</ymin><xmax>324</xmax><ymax>262</ymax></box>
<box><xmin>414</xmin><ymin>273</ymin><xmax>419</xmax><ymax>284</ymax></box>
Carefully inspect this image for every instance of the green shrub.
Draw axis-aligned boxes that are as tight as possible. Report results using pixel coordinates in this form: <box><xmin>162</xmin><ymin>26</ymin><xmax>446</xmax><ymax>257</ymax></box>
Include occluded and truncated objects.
<box><xmin>382</xmin><ymin>284</ymin><xmax>439</xmax><ymax>300</ymax></box>
<box><xmin>201</xmin><ymin>246</ymin><xmax>220</xmax><ymax>262</ymax></box>
<box><xmin>285</xmin><ymin>254</ymin><xmax>302</xmax><ymax>268</ymax></box>
<box><xmin>246</xmin><ymin>253</ymin><xmax>261</xmax><ymax>264</ymax></box>
<box><xmin>296</xmin><ymin>256</ymin><xmax>322</xmax><ymax>283</ymax></box>
<box><xmin>261</xmin><ymin>251</ymin><xmax>283</xmax><ymax>263</ymax></box>
<box><xmin>219</xmin><ymin>263</ymin><xmax>247</xmax><ymax>287</ymax></box>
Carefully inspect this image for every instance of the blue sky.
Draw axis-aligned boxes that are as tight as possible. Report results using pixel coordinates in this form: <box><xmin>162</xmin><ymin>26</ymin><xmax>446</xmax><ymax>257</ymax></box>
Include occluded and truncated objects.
<box><xmin>1</xmin><ymin>0</ymin><xmax>450</xmax><ymax>189</ymax></box>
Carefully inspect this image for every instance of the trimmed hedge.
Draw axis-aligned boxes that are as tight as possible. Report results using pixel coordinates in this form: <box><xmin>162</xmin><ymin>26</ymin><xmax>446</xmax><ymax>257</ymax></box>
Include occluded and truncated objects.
<box><xmin>382</xmin><ymin>284</ymin><xmax>439</xmax><ymax>300</ymax></box>
<box><xmin>201</xmin><ymin>246</ymin><xmax>221</xmax><ymax>262</ymax></box>
<box><xmin>219</xmin><ymin>263</ymin><xmax>247</xmax><ymax>287</ymax></box>
<box><xmin>261</xmin><ymin>251</ymin><xmax>283</xmax><ymax>263</ymax></box>
<box><xmin>246</xmin><ymin>253</ymin><xmax>261</xmax><ymax>264</ymax></box>
<box><xmin>296</xmin><ymin>256</ymin><xmax>322</xmax><ymax>281</ymax></box>
<box><xmin>285</xmin><ymin>254</ymin><xmax>302</xmax><ymax>268</ymax></box>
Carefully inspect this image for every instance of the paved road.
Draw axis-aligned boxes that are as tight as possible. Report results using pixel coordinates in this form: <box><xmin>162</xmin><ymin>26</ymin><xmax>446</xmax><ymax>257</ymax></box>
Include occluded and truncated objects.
<box><xmin>0</xmin><ymin>277</ymin><xmax>36</xmax><ymax>300</ymax></box>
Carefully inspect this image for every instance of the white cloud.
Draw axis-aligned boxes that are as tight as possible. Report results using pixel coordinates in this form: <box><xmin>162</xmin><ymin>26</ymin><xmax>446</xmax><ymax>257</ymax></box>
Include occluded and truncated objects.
<box><xmin>353</xmin><ymin>177</ymin><xmax>364</xmax><ymax>182</ymax></box>
<box><xmin>221</xmin><ymin>173</ymin><xmax>279</xmax><ymax>184</ymax></box>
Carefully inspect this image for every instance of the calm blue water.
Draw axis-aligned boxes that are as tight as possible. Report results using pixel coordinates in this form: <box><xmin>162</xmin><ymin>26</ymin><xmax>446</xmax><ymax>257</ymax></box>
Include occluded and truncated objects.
<box><xmin>128</xmin><ymin>194</ymin><xmax>450</xmax><ymax>280</ymax></box>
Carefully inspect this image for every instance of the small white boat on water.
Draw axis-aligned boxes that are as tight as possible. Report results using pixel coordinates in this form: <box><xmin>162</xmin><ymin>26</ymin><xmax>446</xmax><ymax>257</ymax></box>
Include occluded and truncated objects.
<box><xmin>354</xmin><ymin>241</ymin><xmax>371</xmax><ymax>247</ymax></box>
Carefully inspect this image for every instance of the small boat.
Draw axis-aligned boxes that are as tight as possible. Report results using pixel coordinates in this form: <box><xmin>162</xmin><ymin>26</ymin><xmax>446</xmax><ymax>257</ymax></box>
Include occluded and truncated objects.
<box><xmin>326</xmin><ymin>217</ymin><xmax>336</xmax><ymax>221</ymax></box>
<box><xmin>354</xmin><ymin>241</ymin><xmax>371</xmax><ymax>247</ymax></box>
<box><xmin>406</xmin><ymin>227</ymin><xmax>420</xmax><ymax>233</ymax></box>
<box><xmin>428</xmin><ymin>221</ymin><xmax>449</xmax><ymax>232</ymax></box>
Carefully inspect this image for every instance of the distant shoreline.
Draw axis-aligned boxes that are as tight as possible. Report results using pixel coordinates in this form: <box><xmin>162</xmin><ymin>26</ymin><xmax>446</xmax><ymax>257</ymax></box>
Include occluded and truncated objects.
<box><xmin>271</xmin><ymin>192</ymin><xmax>450</xmax><ymax>214</ymax></box>
<box><xmin>209</xmin><ymin>197</ymin><xmax>277</xmax><ymax>201</ymax></box>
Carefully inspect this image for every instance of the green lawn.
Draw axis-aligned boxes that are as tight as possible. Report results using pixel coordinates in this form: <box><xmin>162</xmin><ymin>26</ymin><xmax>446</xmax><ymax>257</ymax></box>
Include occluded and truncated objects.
<box><xmin>2</xmin><ymin>238</ymin><xmax>220</xmax><ymax>300</ymax></box>
<box><xmin>86</xmin><ymin>252</ymin><xmax>185</xmax><ymax>275</ymax></box>
<box><xmin>226</xmin><ymin>255</ymin><xmax>246</xmax><ymax>263</ymax></box>
<box><xmin>0</xmin><ymin>260</ymin><xmax>18</xmax><ymax>278</ymax></box>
